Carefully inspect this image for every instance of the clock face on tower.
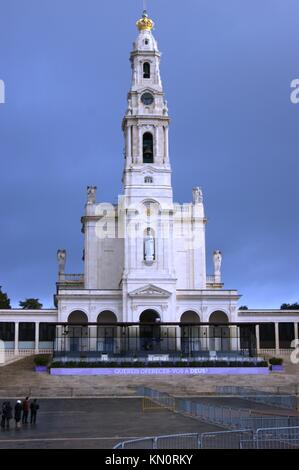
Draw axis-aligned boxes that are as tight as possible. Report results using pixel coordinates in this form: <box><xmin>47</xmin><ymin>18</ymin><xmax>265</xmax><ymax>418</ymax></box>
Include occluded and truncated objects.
<box><xmin>141</xmin><ymin>92</ymin><xmax>154</xmax><ymax>105</ymax></box>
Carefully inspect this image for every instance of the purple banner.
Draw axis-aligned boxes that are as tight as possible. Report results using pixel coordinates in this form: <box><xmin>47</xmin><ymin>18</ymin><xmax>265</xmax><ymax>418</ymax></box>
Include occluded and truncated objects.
<box><xmin>50</xmin><ymin>367</ymin><xmax>269</xmax><ymax>376</ymax></box>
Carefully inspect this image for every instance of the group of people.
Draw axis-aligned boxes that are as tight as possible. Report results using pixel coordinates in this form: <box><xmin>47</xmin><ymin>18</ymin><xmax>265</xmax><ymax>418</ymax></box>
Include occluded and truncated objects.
<box><xmin>1</xmin><ymin>398</ymin><xmax>39</xmax><ymax>430</ymax></box>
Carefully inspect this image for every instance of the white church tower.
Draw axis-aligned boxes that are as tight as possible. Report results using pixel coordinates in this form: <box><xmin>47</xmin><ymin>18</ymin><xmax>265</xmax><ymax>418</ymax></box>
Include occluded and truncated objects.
<box><xmin>121</xmin><ymin>11</ymin><xmax>177</xmax><ymax>322</ymax></box>
<box><xmin>56</xmin><ymin>11</ymin><xmax>240</xmax><ymax>326</ymax></box>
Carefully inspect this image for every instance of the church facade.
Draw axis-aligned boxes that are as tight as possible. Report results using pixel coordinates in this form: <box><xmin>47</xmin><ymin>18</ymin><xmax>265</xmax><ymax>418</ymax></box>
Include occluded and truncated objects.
<box><xmin>56</xmin><ymin>11</ymin><xmax>240</xmax><ymax>327</ymax></box>
<box><xmin>1</xmin><ymin>12</ymin><xmax>298</xmax><ymax>360</ymax></box>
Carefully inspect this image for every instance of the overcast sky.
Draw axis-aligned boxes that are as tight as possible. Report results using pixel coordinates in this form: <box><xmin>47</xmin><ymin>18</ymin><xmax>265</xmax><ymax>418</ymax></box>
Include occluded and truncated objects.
<box><xmin>0</xmin><ymin>0</ymin><xmax>298</xmax><ymax>309</ymax></box>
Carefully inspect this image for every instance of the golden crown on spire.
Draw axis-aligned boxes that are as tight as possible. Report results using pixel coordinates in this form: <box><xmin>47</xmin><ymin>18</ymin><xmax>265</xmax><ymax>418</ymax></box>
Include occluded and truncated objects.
<box><xmin>136</xmin><ymin>10</ymin><xmax>154</xmax><ymax>31</ymax></box>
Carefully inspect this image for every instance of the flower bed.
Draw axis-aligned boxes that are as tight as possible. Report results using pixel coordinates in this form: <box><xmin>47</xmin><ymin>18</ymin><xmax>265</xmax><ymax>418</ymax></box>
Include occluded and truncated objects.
<box><xmin>51</xmin><ymin>360</ymin><xmax>268</xmax><ymax>368</ymax></box>
<box><xmin>34</xmin><ymin>354</ymin><xmax>51</xmax><ymax>373</ymax></box>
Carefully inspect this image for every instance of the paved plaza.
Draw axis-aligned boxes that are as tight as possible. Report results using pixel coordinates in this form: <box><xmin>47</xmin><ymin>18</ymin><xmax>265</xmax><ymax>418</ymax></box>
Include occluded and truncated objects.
<box><xmin>0</xmin><ymin>397</ymin><xmax>223</xmax><ymax>449</ymax></box>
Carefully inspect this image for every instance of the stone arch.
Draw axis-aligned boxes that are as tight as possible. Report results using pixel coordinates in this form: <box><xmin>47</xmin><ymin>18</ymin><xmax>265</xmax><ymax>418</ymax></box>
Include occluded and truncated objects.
<box><xmin>139</xmin><ymin>309</ymin><xmax>161</xmax><ymax>353</ymax></box>
<box><xmin>97</xmin><ymin>310</ymin><xmax>118</xmax><ymax>323</ymax></box>
<box><xmin>140</xmin><ymin>199</ymin><xmax>161</xmax><ymax>213</ymax></box>
<box><xmin>67</xmin><ymin>310</ymin><xmax>88</xmax><ymax>353</ymax></box>
<box><xmin>180</xmin><ymin>311</ymin><xmax>201</xmax><ymax>354</ymax></box>
<box><xmin>68</xmin><ymin>310</ymin><xmax>88</xmax><ymax>324</ymax></box>
<box><xmin>97</xmin><ymin>310</ymin><xmax>118</xmax><ymax>353</ymax></box>
<box><xmin>209</xmin><ymin>310</ymin><xmax>229</xmax><ymax>324</ymax></box>
<box><xmin>209</xmin><ymin>310</ymin><xmax>230</xmax><ymax>352</ymax></box>
<box><xmin>180</xmin><ymin>311</ymin><xmax>201</xmax><ymax>323</ymax></box>
<box><xmin>139</xmin><ymin>309</ymin><xmax>160</xmax><ymax>323</ymax></box>
<box><xmin>140</xmin><ymin>200</ymin><xmax>160</xmax><ymax>241</ymax></box>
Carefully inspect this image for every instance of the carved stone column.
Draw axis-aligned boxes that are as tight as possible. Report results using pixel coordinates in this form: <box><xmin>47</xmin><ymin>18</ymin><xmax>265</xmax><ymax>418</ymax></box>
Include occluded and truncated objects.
<box><xmin>255</xmin><ymin>324</ymin><xmax>260</xmax><ymax>353</ymax></box>
<box><xmin>35</xmin><ymin>322</ymin><xmax>39</xmax><ymax>353</ymax></box>
<box><xmin>14</xmin><ymin>322</ymin><xmax>19</xmax><ymax>355</ymax></box>
<box><xmin>126</xmin><ymin>125</ymin><xmax>132</xmax><ymax>163</ymax></box>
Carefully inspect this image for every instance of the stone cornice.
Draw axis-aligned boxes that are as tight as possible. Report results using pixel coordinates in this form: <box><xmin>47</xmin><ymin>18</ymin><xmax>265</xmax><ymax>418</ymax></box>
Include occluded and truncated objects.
<box><xmin>130</xmin><ymin>50</ymin><xmax>161</xmax><ymax>59</ymax></box>
<box><xmin>125</xmin><ymin>166</ymin><xmax>171</xmax><ymax>174</ymax></box>
<box><xmin>0</xmin><ymin>310</ymin><xmax>58</xmax><ymax>322</ymax></box>
<box><xmin>56</xmin><ymin>290</ymin><xmax>122</xmax><ymax>300</ymax></box>
<box><xmin>176</xmin><ymin>290</ymin><xmax>241</xmax><ymax>301</ymax></box>
<box><xmin>238</xmin><ymin>310</ymin><xmax>299</xmax><ymax>316</ymax></box>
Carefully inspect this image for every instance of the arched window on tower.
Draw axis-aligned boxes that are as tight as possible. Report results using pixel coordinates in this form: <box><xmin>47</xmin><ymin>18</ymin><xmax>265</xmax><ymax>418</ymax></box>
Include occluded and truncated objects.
<box><xmin>143</xmin><ymin>62</ymin><xmax>150</xmax><ymax>79</ymax></box>
<box><xmin>143</xmin><ymin>132</ymin><xmax>154</xmax><ymax>163</ymax></box>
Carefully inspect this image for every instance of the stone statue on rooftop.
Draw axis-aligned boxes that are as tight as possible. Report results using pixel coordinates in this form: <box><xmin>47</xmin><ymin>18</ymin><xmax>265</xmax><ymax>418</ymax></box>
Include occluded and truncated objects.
<box><xmin>192</xmin><ymin>187</ymin><xmax>203</xmax><ymax>204</ymax></box>
<box><xmin>57</xmin><ymin>249</ymin><xmax>66</xmax><ymax>274</ymax></box>
<box><xmin>213</xmin><ymin>250</ymin><xmax>222</xmax><ymax>275</ymax></box>
<box><xmin>87</xmin><ymin>186</ymin><xmax>97</xmax><ymax>204</ymax></box>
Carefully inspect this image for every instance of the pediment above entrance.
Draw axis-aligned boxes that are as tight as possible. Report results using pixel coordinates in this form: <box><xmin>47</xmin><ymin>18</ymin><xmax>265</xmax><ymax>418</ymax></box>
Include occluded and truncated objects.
<box><xmin>128</xmin><ymin>284</ymin><xmax>171</xmax><ymax>298</ymax></box>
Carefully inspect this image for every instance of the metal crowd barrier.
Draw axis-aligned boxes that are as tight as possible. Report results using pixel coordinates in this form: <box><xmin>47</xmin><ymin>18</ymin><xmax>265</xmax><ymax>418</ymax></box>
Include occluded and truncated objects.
<box><xmin>240</xmin><ymin>426</ymin><xmax>299</xmax><ymax>449</ymax></box>
<box><xmin>114</xmin><ymin>433</ymin><xmax>200</xmax><ymax>450</ymax></box>
<box><xmin>137</xmin><ymin>387</ymin><xmax>299</xmax><ymax>431</ymax></box>
<box><xmin>215</xmin><ymin>385</ymin><xmax>297</xmax><ymax>410</ymax></box>
<box><xmin>200</xmin><ymin>430</ymin><xmax>254</xmax><ymax>449</ymax></box>
<box><xmin>240</xmin><ymin>439</ymin><xmax>299</xmax><ymax>449</ymax></box>
<box><xmin>114</xmin><ymin>426</ymin><xmax>299</xmax><ymax>449</ymax></box>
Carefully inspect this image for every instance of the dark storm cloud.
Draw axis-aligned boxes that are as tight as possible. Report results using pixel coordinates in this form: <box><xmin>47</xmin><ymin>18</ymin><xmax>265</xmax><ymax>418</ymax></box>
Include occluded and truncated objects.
<box><xmin>0</xmin><ymin>0</ymin><xmax>298</xmax><ymax>307</ymax></box>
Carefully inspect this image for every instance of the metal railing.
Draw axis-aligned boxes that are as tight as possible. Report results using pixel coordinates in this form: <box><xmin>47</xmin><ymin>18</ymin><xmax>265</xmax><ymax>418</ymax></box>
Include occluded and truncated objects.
<box><xmin>62</xmin><ymin>274</ymin><xmax>84</xmax><ymax>281</ymax></box>
<box><xmin>240</xmin><ymin>426</ymin><xmax>299</xmax><ymax>449</ymax></box>
<box><xmin>200</xmin><ymin>430</ymin><xmax>253</xmax><ymax>449</ymax></box>
<box><xmin>216</xmin><ymin>386</ymin><xmax>298</xmax><ymax>410</ymax></box>
<box><xmin>114</xmin><ymin>426</ymin><xmax>299</xmax><ymax>449</ymax></box>
<box><xmin>137</xmin><ymin>387</ymin><xmax>299</xmax><ymax>431</ymax></box>
<box><xmin>114</xmin><ymin>433</ymin><xmax>200</xmax><ymax>450</ymax></box>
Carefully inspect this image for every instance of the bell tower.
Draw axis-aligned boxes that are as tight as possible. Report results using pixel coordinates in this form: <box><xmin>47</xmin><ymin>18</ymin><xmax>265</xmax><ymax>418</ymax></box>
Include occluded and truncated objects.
<box><xmin>122</xmin><ymin>10</ymin><xmax>172</xmax><ymax>207</ymax></box>
<box><xmin>121</xmin><ymin>12</ymin><xmax>177</xmax><ymax>323</ymax></box>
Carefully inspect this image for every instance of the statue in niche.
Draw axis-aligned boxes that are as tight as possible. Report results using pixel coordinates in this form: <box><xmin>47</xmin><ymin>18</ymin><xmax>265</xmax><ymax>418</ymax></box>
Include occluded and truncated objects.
<box><xmin>144</xmin><ymin>228</ymin><xmax>155</xmax><ymax>263</ymax></box>
<box><xmin>213</xmin><ymin>250</ymin><xmax>222</xmax><ymax>275</ymax></box>
<box><xmin>87</xmin><ymin>186</ymin><xmax>97</xmax><ymax>204</ymax></box>
<box><xmin>192</xmin><ymin>187</ymin><xmax>203</xmax><ymax>204</ymax></box>
<box><xmin>57</xmin><ymin>249</ymin><xmax>66</xmax><ymax>274</ymax></box>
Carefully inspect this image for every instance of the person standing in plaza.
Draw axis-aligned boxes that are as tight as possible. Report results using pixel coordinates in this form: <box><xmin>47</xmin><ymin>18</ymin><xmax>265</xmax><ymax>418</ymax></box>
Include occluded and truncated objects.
<box><xmin>14</xmin><ymin>400</ymin><xmax>22</xmax><ymax>430</ymax></box>
<box><xmin>30</xmin><ymin>399</ymin><xmax>39</xmax><ymax>425</ymax></box>
<box><xmin>3</xmin><ymin>402</ymin><xmax>12</xmax><ymax>430</ymax></box>
<box><xmin>22</xmin><ymin>397</ymin><xmax>30</xmax><ymax>424</ymax></box>
<box><xmin>1</xmin><ymin>402</ymin><xmax>7</xmax><ymax>429</ymax></box>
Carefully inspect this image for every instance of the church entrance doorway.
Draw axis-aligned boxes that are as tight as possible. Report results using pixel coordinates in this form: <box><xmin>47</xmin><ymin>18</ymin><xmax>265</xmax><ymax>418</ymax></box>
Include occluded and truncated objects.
<box><xmin>180</xmin><ymin>311</ymin><xmax>201</xmax><ymax>354</ymax></box>
<box><xmin>97</xmin><ymin>311</ymin><xmax>118</xmax><ymax>353</ymax></box>
<box><xmin>139</xmin><ymin>310</ymin><xmax>161</xmax><ymax>353</ymax></box>
<box><xmin>209</xmin><ymin>311</ymin><xmax>230</xmax><ymax>352</ymax></box>
<box><xmin>67</xmin><ymin>311</ymin><xmax>88</xmax><ymax>353</ymax></box>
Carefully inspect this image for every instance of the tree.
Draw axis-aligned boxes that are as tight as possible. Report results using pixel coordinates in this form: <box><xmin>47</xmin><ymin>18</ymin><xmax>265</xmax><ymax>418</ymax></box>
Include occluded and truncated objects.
<box><xmin>19</xmin><ymin>298</ymin><xmax>43</xmax><ymax>310</ymax></box>
<box><xmin>280</xmin><ymin>303</ymin><xmax>299</xmax><ymax>310</ymax></box>
<box><xmin>239</xmin><ymin>306</ymin><xmax>249</xmax><ymax>310</ymax></box>
<box><xmin>0</xmin><ymin>286</ymin><xmax>11</xmax><ymax>309</ymax></box>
